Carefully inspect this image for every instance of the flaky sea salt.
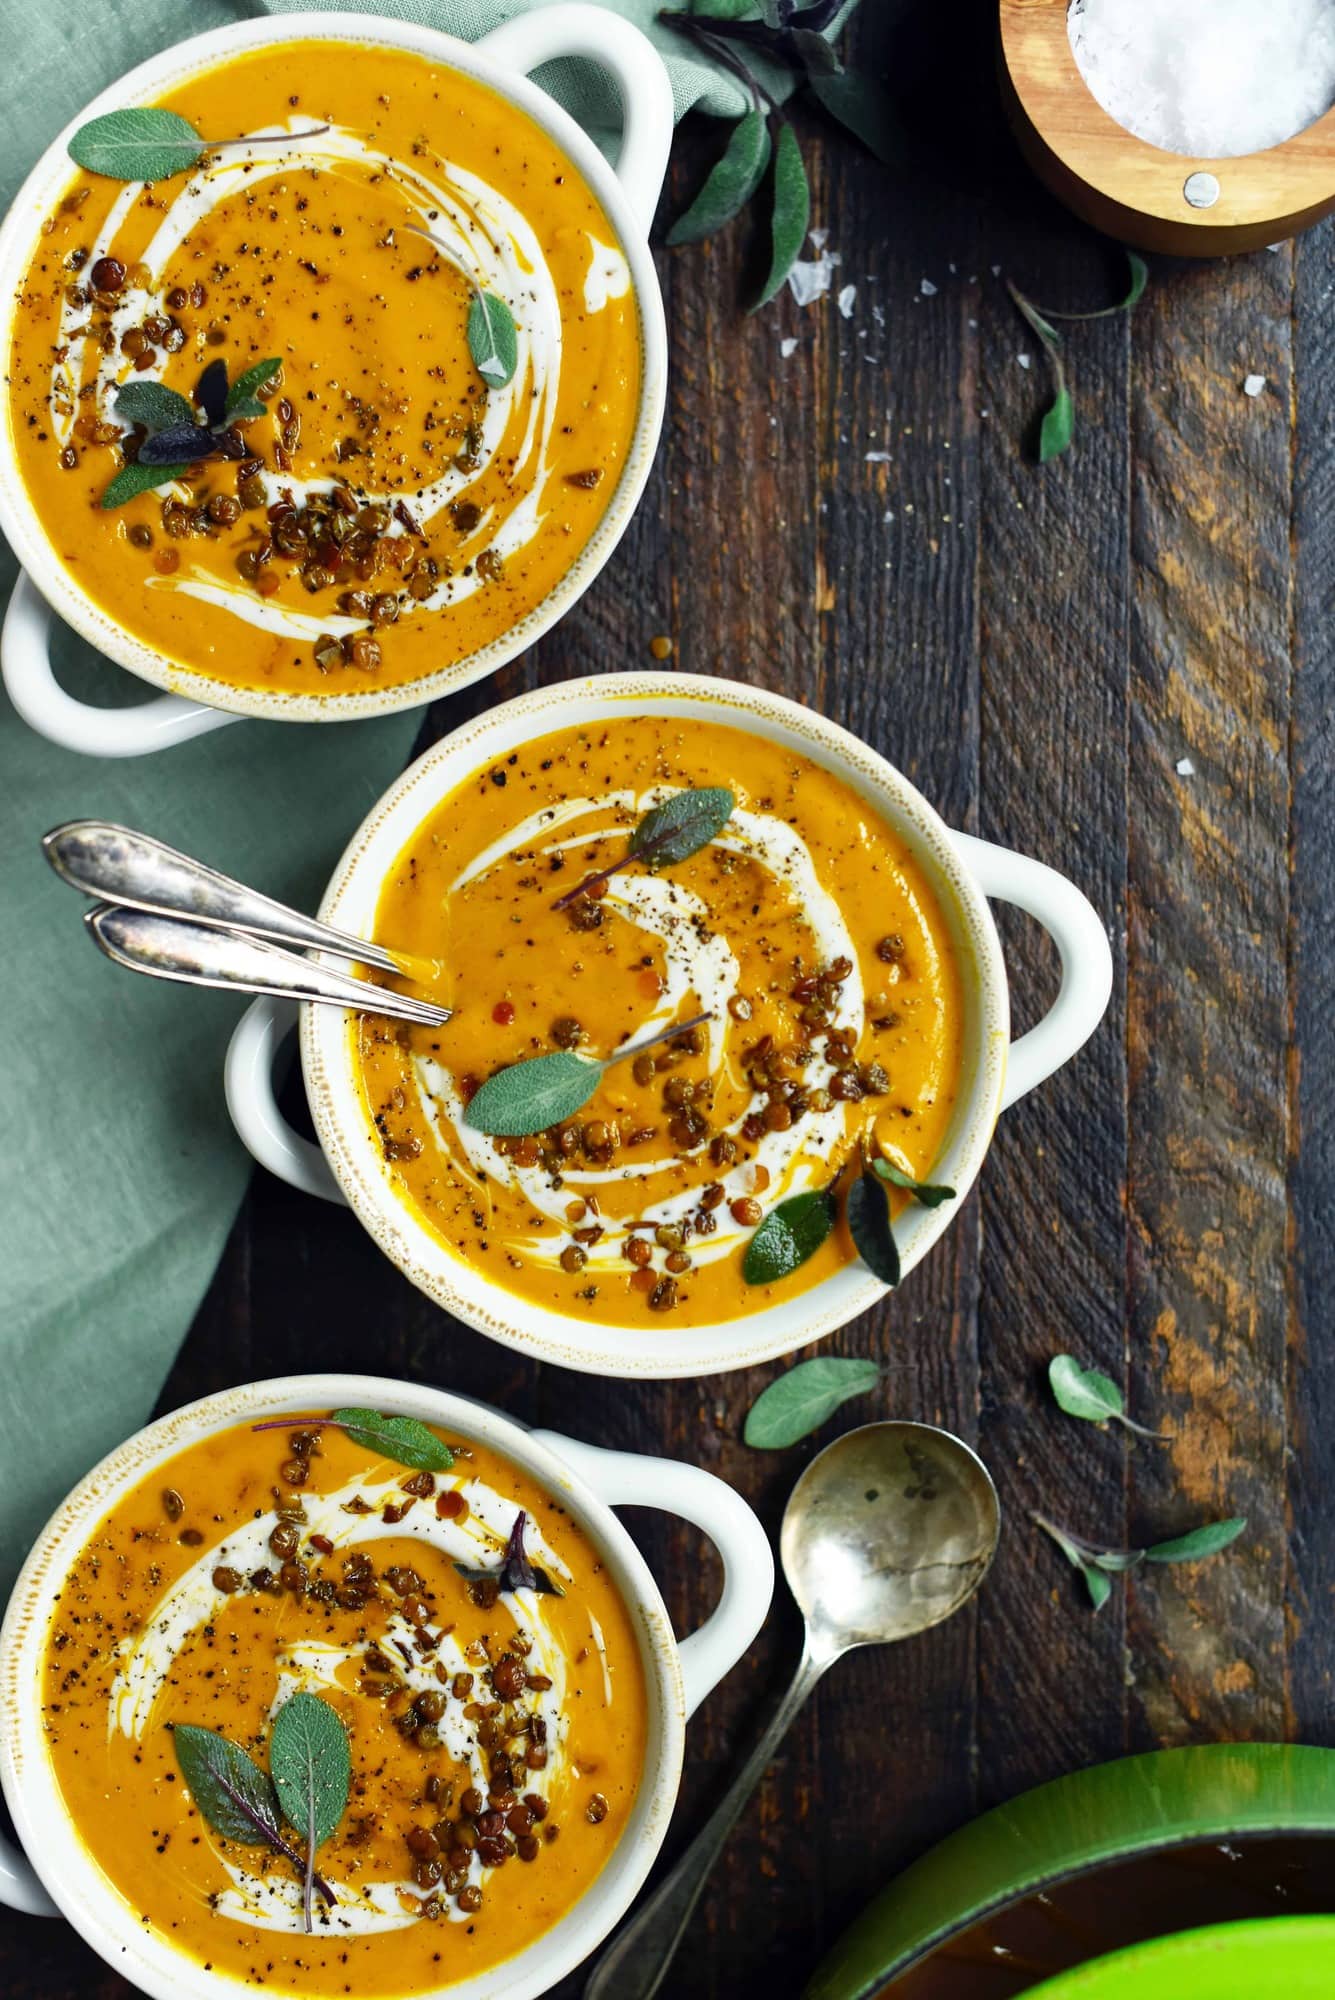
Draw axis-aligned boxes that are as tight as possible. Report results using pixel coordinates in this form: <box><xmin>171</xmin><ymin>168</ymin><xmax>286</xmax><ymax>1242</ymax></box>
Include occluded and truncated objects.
<box><xmin>837</xmin><ymin>284</ymin><xmax>857</xmax><ymax>318</ymax></box>
<box><xmin>1176</xmin><ymin>757</ymin><xmax>1196</xmax><ymax>776</ymax></box>
<box><xmin>1243</xmin><ymin>373</ymin><xmax>1267</xmax><ymax>396</ymax></box>
<box><xmin>1069</xmin><ymin>0</ymin><xmax>1335</xmax><ymax>158</ymax></box>
<box><xmin>920</xmin><ymin>278</ymin><xmax>938</xmax><ymax>296</ymax></box>
<box><xmin>780</xmin><ymin>337</ymin><xmax>798</xmax><ymax>359</ymax></box>
<box><xmin>788</xmin><ymin>234</ymin><xmax>841</xmax><ymax>307</ymax></box>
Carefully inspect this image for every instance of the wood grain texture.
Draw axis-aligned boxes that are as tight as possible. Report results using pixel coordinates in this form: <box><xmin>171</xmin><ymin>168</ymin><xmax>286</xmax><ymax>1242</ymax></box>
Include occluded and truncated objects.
<box><xmin>5</xmin><ymin>5</ymin><xmax>1335</xmax><ymax>1996</ymax></box>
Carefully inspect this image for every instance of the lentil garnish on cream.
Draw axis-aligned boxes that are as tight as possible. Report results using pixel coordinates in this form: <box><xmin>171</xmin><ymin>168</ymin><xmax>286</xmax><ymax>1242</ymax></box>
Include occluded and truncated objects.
<box><xmin>355</xmin><ymin>717</ymin><xmax>966</xmax><ymax>1326</ymax></box>
<box><xmin>7</xmin><ymin>41</ymin><xmax>641</xmax><ymax>695</ymax></box>
<box><xmin>42</xmin><ymin>1417</ymin><xmax>645</xmax><ymax>1993</ymax></box>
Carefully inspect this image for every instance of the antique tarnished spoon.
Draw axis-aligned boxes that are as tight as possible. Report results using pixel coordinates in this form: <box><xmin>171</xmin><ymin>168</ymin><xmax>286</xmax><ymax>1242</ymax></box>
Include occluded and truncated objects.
<box><xmin>584</xmin><ymin>1421</ymin><xmax>1000</xmax><ymax>2000</ymax></box>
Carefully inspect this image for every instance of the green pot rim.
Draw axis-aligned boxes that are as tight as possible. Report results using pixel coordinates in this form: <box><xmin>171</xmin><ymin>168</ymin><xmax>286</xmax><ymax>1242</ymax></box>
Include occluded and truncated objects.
<box><xmin>803</xmin><ymin>1744</ymin><xmax>1335</xmax><ymax>2000</ymax></box>
<box><xmin>1024</xmin><ymin>1916</ymin><xmax>1335</xmax><ymax>1999</ymax></box>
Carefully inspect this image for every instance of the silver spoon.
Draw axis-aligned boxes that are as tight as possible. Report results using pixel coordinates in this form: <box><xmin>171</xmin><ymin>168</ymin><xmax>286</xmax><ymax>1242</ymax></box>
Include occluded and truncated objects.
<box><xmin>584</xmin><ymin>1421</ymin><xmax>1000</xmax><ymax>2000</ymax></box>
<box><xmin>43</xmin><ymin>819</ymin><xmax>402</xmax><ymax>975</ymax></box>
<box><xmin>86</xmin><ymin>905</ymin><xmax>452</xmax><ymax>1027</ymax></box>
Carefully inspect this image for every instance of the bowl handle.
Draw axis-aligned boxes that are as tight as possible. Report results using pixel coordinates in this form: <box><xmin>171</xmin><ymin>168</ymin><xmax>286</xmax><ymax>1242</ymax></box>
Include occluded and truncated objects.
<box><xmin>225</xmin><ymin>995</ymin><xmax>345</xmax><ymax>1203</ymax></box>
<box><xmin>0</xmin><ymin>1831</ymin><xmax>57</xmax><ymax>1917</ymax></box>
<box><xmin>531</xmin><ymin>1432</ymin><xmax>774</xmax><ymax>1720</ymax></box>
<box><xmin>2</xmin><ymin>570</ymin><xmax>237</xmax><ymax>759</ymax></box>
<box><xmin>474</xmin><ymin>4</ymin><xmax>674</xmax><ymax>234</ymax></box>
<box><xmin>951</xmin><ymin>832</ymin><xmax>1113</xmax><ymax>1111</ymax></box>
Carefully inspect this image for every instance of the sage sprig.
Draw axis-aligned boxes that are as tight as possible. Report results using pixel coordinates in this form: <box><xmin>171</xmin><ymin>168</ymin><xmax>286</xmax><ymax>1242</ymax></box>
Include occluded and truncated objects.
<box><xmin>249</xmin><ymin>1407</ymin><xmax>454</xmax><ymax>1473</ymax></box>
<box><xmin>172</xmin><ymin>1722</ymin><xmax>337</xmax><ymax>1913</ymax></box>
<box><xmin>658</xmin><ymin>0</ymin><xmax>901</xmax><ymax>308</ymax></box>
<box><xmin>402</xmin><ymin>227</ymin><xmax>518</xmax><ymax>390</ymax></box>
<box><xmin>1048</xmin><ymin>1355</ymin><xmax>1167</xmax><ymax>1440</ymax></box>
<box><xmin>465</xmin><ymin>1012</ymin><xmax>711</xmax><ymax>1137</ymax></box>
<box><xmin>552</xmin><ymin>786</ymin><xmax>736</xmax><ymax>910</ymax></box>
<box><xmin>455</xmin><ymin>1510</ymin><xmax>563</xmax><ymax>1595</ymax></box>
<box><xmin>744</xmin><ymin>1355</ymin><xmax>881</xmax><ymax>1448</ymax></box>
<box><xmin>742</xmin><ymin>1151</ymin><xmax>955</xmax><ymax>1289</ymax></box>
<box><xmin>102</xmin><ymin>355</ymin><xmax>281</xmax><ymax>508</ymax></box>
<box><xmin>1008</xmin><ymin>252</ymin><xmax>1148</xmax><ymax>464</ymax></box>
<box><xmin>1034</xmin><ymin>1511</ymin><xmax>1247</xmax><ymax>1612</ymax></box>
<box><xmin>269</xmin><ymin>1693</ymin><xmax>352</xmax><ymax>1932</ymax></box>
<box><xmin>69</xmin><ymin>108</ymin><xmax>329</xmax><ymax>183</ymax></box>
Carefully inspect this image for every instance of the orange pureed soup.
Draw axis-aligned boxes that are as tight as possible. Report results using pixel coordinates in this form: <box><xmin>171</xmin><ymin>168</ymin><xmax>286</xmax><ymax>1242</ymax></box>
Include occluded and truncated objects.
<box><xmin>354</xmin><ymin>717</ymin><xmax>967</xmax><ymax>1327</ymax></box>
<box><xmin>8</xmin><ymin>41</ymin><xmax>641</xmax><ymax>695</ymax></box>
<box><xmin>43</xmin><ymin>1415</ymin><xmax>647</xmax><ymax>1994</ymax></box>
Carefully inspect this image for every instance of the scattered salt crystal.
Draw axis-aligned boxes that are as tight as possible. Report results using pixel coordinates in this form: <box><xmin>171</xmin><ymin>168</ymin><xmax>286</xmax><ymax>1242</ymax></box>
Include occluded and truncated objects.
<box><xmin>779</xmin><ymin>337</ymin><xmax>798</xmax><ymax>359</ymax></box>
<box><xmin>1243</xmin><ymin>373</ymin><xmax>1267</xmax><ymax>396</ymax></box>
<box><xmin>865</xmin><ymin>450</ymin><xmax>892</xmax><ymax>463</ymax></box>
<box><xmin>920</xmin><ymin>278</ymin><xmax>938</xmax><ymax>296</ymax></box>
<box><xmin>991</xmin><ymin>264</ymin><xmax>1001</xmax><ymax>276</ymax></box>
<box><xmin>1176</xmin><ymin>757</ymin><xmax>1196</xmax><ymax>776</ymax></box>
<box><xmin>883</xmin><ymin>510</ymin><xmax>895</xmax><ymax>524</ymax></box>
<box><xmin>1017</xmin><ymin>353</ymin><xmax>1032</xmax><ymax>370</ymax></box>
<box><xmin>809</xmin><ymin>228</ymin><xmax>829</xmax><ymax>250</ymax></box>
<box><xmin>1069</xmin><ymin>0</ymin><xmax>1335</xmax><ymax>159</ymax></box>
<box><xmin>838</xmin><ymin>284</ymin><xmax>857</xmax><ymax>318</ymax></box>
<box><xmin>787</xmin><ymin>240</ymin><xmax>841</xmax><ymax>308</ymax></box>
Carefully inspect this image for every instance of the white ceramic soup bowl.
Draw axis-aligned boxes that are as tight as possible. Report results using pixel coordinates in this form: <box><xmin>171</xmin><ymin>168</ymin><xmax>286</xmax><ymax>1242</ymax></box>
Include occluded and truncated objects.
<box><xmin>224</xmin><ymin>673</ymin><xmax>1114</xmax><ymax>1378</ymax></box>
<box><xmin>0</xmin><ymin>6</ymin><xmax>672</xmax><ymax>757</ymax></box>
<box><xmin>0</xmin><ymin>1371</ymin><xmax>773</xmax><ymax>1999</ymax></box>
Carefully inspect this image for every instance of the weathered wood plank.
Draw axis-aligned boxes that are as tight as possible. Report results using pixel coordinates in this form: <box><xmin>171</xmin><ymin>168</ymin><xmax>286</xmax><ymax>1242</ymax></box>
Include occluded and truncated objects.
<box><xmin>973</xmin><ymin>211</ymin><xmax>1132</xmax><ymax>1796</ymax></box>
<box><xmin>1286</xmin><ymin>214</ymin><xmax>1335</xmax><ymax>1748</ymax></box>
<box><xmin>1124</xmin><ymin>250</ymin><xmax>1291</xmax><ymax>1745</ymax></box>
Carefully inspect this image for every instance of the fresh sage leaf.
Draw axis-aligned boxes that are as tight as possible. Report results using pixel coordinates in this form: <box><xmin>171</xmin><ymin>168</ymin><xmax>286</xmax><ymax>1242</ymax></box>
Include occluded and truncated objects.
<box><xmin>136</xmin><ymin>423</ymin><xmax>218</xmax><ymax>466</ymax></box>
<box><xmin>1039</xmin><ymin>384</ymin><xmax>1074</xmax><ymax>463</ymax></box>
<box><xmin>790</xmin><ymin>26</ymin><xmax>840</xmax><ymax>74</ymax></box>
<box><xmin>807</xmin><ymin>70</ymin><xmax>905</xmax><ymax>167</ymax></box>
<box><xmin>667</xmin><ymin>107</ymin><xmax>772</xmax><ymax>248</ymax></box>
<box><xmin>195</xmin><ymin>358</ymin><xmax>229</xmax><ymax>428</ymax></box>
<box><xmin>744</xmin><ymin>1356</ymin><xmax>881</xmax><ymax>1449</ymax></box>
<box><xmin>1007</xmin><ymin>281</ymin><xmax>1063</xmax><ymax>354</ymax></box>
<box><xmin>464</xmin><ymin>1013</ymin><xmax>710</xmax><ymax>1138</ymax></box>
<box><xmin>742</xmin><ymin>1188</ymin><xmax>835</xmax><ymax>1285</ymax></box>
<box><xmin>113</xmin><ymin>380</ymin><xmax>196</xmax><ymax>433</ymax></box>
<box><xmin>100</xmin><ymin>457</ymin><xmax>190</xmax><ymax>509</ymax></box>
<box><xmin>1048</xmin><ymin>1355</ymin><xmax>1122</xmax><ymax>1424</ymax></box>
<box><xmin>1048</xmin><ymin>1355</ymin><xmax>1167</xmax><ymax>1439</ymax></box>
<box><xmin>328</xmin><ymin>1408</ymin><xmax>454</xmax><ymax>1472</ymax></box>
<box><xmin>68</xmin><ymin>107</ymin><xmax>206</xmax><ymax>182</ymax></box>
<box><xmin>752</xmin><ymin>122</ymin><xmax>810</xmax><ymax>312</ymax></box>
<box><xmin>553</xmin><ymin>787</ymin><xmax>736</xmax><ymax>908</ymax></box>
<box><xmin>629</xmin><ymin>787</ymin><xmax>736</xmax><ymax>870</ymax></box>
<box><xmin>1145</xmin><ymin>1518</ymin><xmax>1247</xmax><ymax>1564</ymax></box>
<box><xmin>1083</xmin><ymin>1565</ymin><xmax>1112</xmax><ymax>1611</ymax></box>
<box><xmin>689</xmin><ymin>0</ymin><xmax>757</xmax><ymax>15</ymax></box>
<box><xmin>467</xmin><ymin>292</ymin><xmax>518</xmax><ymax>390</ymax></box>
<box><xmin>455</xmin><ymin>1510</ymin><xmax>563</xmax><ymax>1596</ymax></box>
<box><xmin>226</xmin><ymin>356</ymin><xmax>283</xmax><ymax>415</ymax></box>
<box><xmin>270</xmin><ymin>1692</ymin><xmax>350</xmax><ymax>1929</ymax></box>
<box><xmin>845</xmin><ymin>1171</ymin><xmax>901</xmax><ymax>1286</ymax></box>
<box><xmin>465</xmin><ymin>1049</ymin><xmax>598</xmax><ymax>1137</ymax></box>
<box><xmin>173</xmin><ymin>1724</ymin><xmax>285</xmax><ymax>1846</ymax></box>
<box><xmin>872</xmin><ymin>1158</ymin><xmax>956</xmax><ymax>1208</ymax></box>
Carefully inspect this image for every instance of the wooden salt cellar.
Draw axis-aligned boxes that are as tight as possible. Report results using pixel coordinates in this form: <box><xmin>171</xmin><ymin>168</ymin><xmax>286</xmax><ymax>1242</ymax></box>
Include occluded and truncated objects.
<box><xmin>999</xmin><ymin>0</ymin><xmax>1335</xmax><ymax>254</ymax></box>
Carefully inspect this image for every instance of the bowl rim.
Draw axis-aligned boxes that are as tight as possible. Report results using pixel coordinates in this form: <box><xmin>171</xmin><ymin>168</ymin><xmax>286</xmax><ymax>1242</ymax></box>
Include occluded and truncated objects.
<box><xmin>300</xmin><ymin>670</ymin><xmax>1011</xmax><ymax>1378</ymax></box>
<box><xmin>0</xmin><ymin>6</ymin><xmax>668</xmax><ymax>722</ymax></box>
<box><xmin>802</xmin><ymin>1742</ymin><xmax>1335</xmax><ymax>2000</ymax></box>
<box><xmin>0</xmin><ymin>1371</ymin><xmax>691</xmax><ymax>2000</ymax></box>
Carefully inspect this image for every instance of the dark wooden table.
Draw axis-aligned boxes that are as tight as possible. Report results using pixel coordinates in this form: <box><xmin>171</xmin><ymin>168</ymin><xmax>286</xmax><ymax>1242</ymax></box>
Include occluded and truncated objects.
<box><xmin>8</xmin><ymin>2</ymin><xmax>1335</xmax><ymax>1994</ymax></box>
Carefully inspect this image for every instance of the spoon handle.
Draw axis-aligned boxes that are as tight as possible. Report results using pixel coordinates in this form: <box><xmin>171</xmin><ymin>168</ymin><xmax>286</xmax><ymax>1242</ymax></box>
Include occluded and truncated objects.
<box><xmin>86</xmin><ymin>905</ymin><xmax>452</xmax><ymax>1027</ymax></box>
<box><xmin>583</xmin><ymin>1644</ymin><xmax>830</xmax><ymax>2000</ymax></box>
<box><xmin>43</xmin><ymin>819</ymin><xmax>401</xmax><ymax>975</ymax></box>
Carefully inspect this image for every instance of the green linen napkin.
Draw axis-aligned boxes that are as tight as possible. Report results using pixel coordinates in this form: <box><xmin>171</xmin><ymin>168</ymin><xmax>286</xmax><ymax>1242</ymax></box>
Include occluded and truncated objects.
<box><xmin>0</xmin><ymin>0</ymin><xmax>747</xmax><ymax>1597</ymax></box>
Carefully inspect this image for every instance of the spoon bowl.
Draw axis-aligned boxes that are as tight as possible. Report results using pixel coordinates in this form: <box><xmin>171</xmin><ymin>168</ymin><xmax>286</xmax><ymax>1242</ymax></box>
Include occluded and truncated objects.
<box><xmin>783</xmin><ymin>1422</ymin><xmax>1000</xmax><ymax>1654</ymax></box>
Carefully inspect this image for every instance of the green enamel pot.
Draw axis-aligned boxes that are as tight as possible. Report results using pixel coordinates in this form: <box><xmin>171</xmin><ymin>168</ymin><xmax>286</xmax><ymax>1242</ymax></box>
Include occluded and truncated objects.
<box><xmin>804</xmin><ymin>1745</ymin><xmax>1335</xmax><ymax>2000</ymax></box>
<box><xmin>1025</xmin><ymin>1917</ymin><xmax>1335</xmax><ymax>1999</ymax></box>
